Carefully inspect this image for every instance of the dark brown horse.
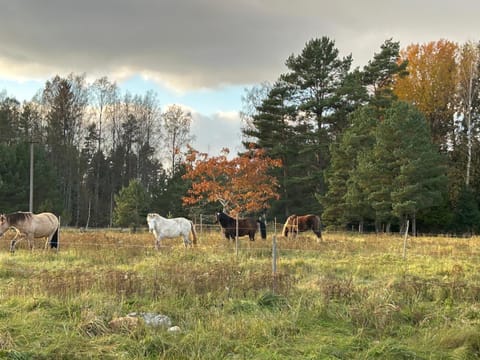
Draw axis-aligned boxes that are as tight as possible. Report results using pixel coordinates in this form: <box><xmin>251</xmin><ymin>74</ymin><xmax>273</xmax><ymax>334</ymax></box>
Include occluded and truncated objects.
<box><xmin>282</xmin><ymin>214</ymin><xmax>322</xmax><ymax>240</ymax></box>
<box><xmin>215</xmin><ymin>211</ymin><xmax>266</xmax><ymax>241</ymax></box>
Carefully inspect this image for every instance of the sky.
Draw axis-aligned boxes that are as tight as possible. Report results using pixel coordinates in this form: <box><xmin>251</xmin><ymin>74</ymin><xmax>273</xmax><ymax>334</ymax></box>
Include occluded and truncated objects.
<box><xmin>1</xmin><ymin>0</ymin><xmax>479</xmax><ymax>156</ymax></box>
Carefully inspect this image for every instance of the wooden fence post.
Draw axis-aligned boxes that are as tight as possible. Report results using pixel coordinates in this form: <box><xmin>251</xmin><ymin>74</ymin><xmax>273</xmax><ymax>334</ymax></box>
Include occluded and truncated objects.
<box><xmin>403</xmin><ymin>219</ymin><xmax>409</xmax><ymax>260</ymax></box>
<box><xmin>235</xmin><ymin>213</ymin><xmax>239</xmax><ymax>258</ymax></box>
<box><xmin>272</xmin><ymin>218</ymin><xmax>277</xmax><ymax>293</ymax></box>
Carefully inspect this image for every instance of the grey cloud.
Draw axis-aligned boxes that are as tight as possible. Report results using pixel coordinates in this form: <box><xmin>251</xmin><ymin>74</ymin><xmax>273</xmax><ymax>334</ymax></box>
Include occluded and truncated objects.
<box><xmin>190</xmin><ymin>111</ymin><xmax>243</xmax><ymax>156</ymax></box>
<box><xmin>1</xmin><ymin>0</ymin><xmax>479</xmax><ymax>89</ymax></box>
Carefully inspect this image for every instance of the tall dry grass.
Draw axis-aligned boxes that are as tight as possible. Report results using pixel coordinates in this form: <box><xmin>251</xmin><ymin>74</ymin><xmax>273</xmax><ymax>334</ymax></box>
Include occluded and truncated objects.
<box><xmin>1</xmin><ymin>228</ymin><xmax>480</xmax><ymax>358</ymax></box>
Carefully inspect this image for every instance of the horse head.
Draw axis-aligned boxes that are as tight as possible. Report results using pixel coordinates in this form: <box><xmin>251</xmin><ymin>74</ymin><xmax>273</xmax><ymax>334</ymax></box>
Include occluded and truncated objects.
<box><xmin>214</xmin><ymin>211</ymin><xmax>225</xmax><ymax>224</ymax></box>
<box><xmin>0</xmin><ymin>214</ymin><xmax>8</xmax><ymax>236</ymax></box>
<box><xmin>146</xmin><ymin>213</ymin><xmax>157</xmax><ymax>233</ymax></box>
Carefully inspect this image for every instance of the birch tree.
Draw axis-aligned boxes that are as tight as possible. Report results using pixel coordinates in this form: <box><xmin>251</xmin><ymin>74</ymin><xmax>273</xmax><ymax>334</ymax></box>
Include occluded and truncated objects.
<box><xmin>457</xmin><ymin>41</ymin><xmax>480</xmax><ymax>186</ymax></box>
<box><xmin>161</xmin><ymin>104</ymin><xmax>194</xmax><ymax>175</ymax></box>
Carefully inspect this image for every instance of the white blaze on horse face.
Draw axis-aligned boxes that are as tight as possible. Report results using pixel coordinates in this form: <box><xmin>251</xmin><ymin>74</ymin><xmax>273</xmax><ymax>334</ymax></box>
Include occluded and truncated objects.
<box><xmin>147</xmin><ymin>219</ymin><xmax>154</xmax><ymax>232</ymax></box>
<box><xmin>147</xmin><ymin>213</ymin><xmax>159</xmax><ymax>234</ymax></box>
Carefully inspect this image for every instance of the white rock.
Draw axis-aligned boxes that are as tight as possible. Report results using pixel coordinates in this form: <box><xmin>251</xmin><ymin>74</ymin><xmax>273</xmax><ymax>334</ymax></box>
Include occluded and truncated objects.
<box><xmin>167</xmin><ymin>326</ymin><xmax>181</xmax><ymax>333</ymax></box>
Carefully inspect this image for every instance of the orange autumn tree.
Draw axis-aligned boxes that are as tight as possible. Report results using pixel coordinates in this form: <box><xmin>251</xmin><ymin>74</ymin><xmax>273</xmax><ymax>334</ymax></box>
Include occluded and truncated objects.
<box><xmin>394</xmin><ymin>40</ymin><xmax>458</xmax><ymax>149</ymax></box>
<box><xmin>182</xmin><ymin>145</ymin><xmax>282</xmax><ymax>216</ymax></box>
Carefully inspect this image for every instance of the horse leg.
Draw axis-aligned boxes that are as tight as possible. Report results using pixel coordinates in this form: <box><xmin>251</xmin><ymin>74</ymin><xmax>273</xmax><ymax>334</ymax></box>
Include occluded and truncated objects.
<box><xmin>183</xmin><ymin>233</ymin><xmax>191</xmax><ymax>248</ymax></box>
<box><xmin>9</xmin><ymin>229</ymin><xmax>22</xmax><ymax>253</ymax></box>
<box><xmin>28</xmin><ymin>235</ymin><xmax>34</xmax><ymax>251</ymax></box>
<box><xmin>44</xmin><ymin>235</ymin><xmax>52</xmax><ymax>250</ymax></box>
<box><xmin>9</xmin><ymin>234</ymin><xmax>18</xmax><ymax>253</ymax></box>
<box><xmin>155</xmin><ymin>236</ymin><xmax>161</xmax><ymax>250</ymax></box>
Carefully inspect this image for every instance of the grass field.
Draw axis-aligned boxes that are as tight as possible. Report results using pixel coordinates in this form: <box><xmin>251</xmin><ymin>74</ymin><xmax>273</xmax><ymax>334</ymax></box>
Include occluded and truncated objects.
<box><xmin>0</xmin><ymin>227</ymin><xmax>479</xmax><ymax>359</ymax></box>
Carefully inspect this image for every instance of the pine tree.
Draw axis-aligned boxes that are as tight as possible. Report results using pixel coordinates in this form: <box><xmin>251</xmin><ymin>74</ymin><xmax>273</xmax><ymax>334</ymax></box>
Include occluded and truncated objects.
<box><xmin>453</xmin><ymin>185</ymin><xmax>480</xmax><ymax>234</ymax></box>
<box><xmin>323</xmin><ymin>106</ymin><xmax>378</xmax><ymax>229</ymax></box>
<box><xmin>243</xmin><ymin>82</ymin><xmax>298</xmax><ymax>216</ymax></box>
<box><xmin>362</xmin><ymin>39</ymin><xmax>408</xmax><ymax>111</ymax></box>
<box><xmin>376</xmin><ymin>101</ymin><xmax>446</xmax><ymax>233</ymax></box>
<box><xmin>280</xmin><ymin>37</ymin><xmax>355</xmax><ymax>201</ymax></box>
<box><xmin>113</xmin><ymin>179</ymin><xmax>149</xmax><ymax>229</ymax></box>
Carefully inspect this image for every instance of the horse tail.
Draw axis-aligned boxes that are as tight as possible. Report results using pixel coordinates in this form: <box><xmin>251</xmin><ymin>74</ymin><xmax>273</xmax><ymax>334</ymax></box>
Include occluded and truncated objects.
<box><xmin>314</xmin><ymin>215</ymin><xmax>322</xmax><ymax>240</ymax></box>
<box><xmin>281</xmin><ymin>220</ymin><xmax>289</xmax><ymax>237</ymax></box>
<box><xmin>282</xmin><ymin>215</ymin><xmax>294</xmax><ymax>237</ymax></box>
<box><xmin>190</xmin><ymin>221</ymin><xmax>197</xmax><ymax>245</ymax></box>
<box><xmin>50</xmin><ymin>227</ymin><xmax>59</xmax><ymax>248</ymax></box>
<box><xmin>257</xmin><ymin>219</ymin><xmax>267</xmax><ymax>240</ymax></box>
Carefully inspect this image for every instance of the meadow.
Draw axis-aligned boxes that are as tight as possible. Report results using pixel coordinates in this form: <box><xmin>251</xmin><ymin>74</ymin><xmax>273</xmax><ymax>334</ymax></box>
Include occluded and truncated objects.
<box><xmin>0</xmin><ymin>227</ymin><xmax>479</xmax><ymax>359</ymax></box>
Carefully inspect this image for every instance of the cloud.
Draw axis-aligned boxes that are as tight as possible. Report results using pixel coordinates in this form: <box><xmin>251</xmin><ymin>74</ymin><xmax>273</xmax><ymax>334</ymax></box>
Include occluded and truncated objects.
<box><xmin>1</xmin><ymin>0</ymin><xmax>480</xmax><ymax>93</ymax></box>
<box><xmin>2</xmin><ymin>0</ymin><xmax>478</xmax><ymax>93</ymax></box>
<box><xmin>190</xmin><ymin>110</ymin><xmax>243</xmax><ymax>156</ymax></box>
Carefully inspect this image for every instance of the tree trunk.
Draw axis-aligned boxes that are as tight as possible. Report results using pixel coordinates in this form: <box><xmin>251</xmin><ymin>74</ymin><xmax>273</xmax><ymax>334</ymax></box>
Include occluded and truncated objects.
<box><xmin>412</xmin><ymin>212</ymin><xmax>417</xmax><ymax>237</ymax></box>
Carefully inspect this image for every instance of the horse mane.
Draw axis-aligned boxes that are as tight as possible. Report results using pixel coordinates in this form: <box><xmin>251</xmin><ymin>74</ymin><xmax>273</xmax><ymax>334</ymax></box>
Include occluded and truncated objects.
<box><xmin>217</xmin><ymin>211</ymin><xmax>235</xmax><ymax>228</ymax></box>
<box><xmin>282</xmin><ymin>214</ymin><xmax>297</xmax><ymax>236</ymax></box>
<box><xmin>282</xmin><ymin>214</ymin><xmax>322</xmax><ymax>239</ymax></box>
<box><xmin>6</xmin><ymin>212</ymin><xmax>32</xmax><ymax>224</ymax></box>
<box><xmin>216</xmin><ymin>211</ymin><xmax>265</xmax><ymax>241</ymax></box>
<box><xmin>310</xmin><ymin>214</ymin><xmax>320</xmax><ymax>229</ymax></box>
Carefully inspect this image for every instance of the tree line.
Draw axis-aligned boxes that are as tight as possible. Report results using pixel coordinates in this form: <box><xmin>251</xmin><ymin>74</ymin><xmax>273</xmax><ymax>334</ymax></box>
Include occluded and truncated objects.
<box><xmin>242</xmin><ymin>38</ymin><xmax>480</xmax><ymax>234</ymax></box>
<box><xmin>1</xmin><ymin>37</ymin><xmax>480</xmax><ymax>234</ymax></box>
<box><xmin>0</xmin><ymin>75</ymin><xmax>193</xmax><ymax>227</ymax></box>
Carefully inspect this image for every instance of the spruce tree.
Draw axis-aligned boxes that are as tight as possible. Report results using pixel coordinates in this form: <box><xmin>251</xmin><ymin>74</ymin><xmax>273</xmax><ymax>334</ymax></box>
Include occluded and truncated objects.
<box><xmin>371</xmin><ymin>101</ymin><xmax>447</xmax><ymax>233</ymax></box>
<box><xmin>453</xmin><ymin>185</ymin><xmax>480</xmax><ymax>234</ymax></box>
<box><xmin>322</xmin><ymin>106</ymin><xmax>377</xmax><ymax>229</ymax></box>
<box><xmin>113</xmin><ymin>179</ymin><xmax>149</xmax><ymax>229</ymax></box>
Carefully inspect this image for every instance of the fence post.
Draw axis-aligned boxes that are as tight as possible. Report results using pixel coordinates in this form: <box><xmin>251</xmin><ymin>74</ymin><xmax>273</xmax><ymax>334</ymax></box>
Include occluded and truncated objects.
<box><xmin>235</xmin><ymin>213</ymin><xmax>239</xmax><ymax>258</ymax></box>
<box><xmin>403</xmin><ymin>219</ymin><xmax>409</xmax><ymax>260</ymax></box>
<box><xmin>272</xmin><ymin>218</ymin><xmax>277</xmax><ymax>293</ymax></box>
<box><xmin>200</xmin><ymin>214</ymin><xmax>203</xmax><ymax>239</ymax></box>
<box><xmin>272</xmin><ymin>218</ymin><xmax>277</xmax><ymax>274</ymax></box>
<box><xmin>57</xmin><ymin>216</ymin><xmax>60</xmax><ymax>253</ymax></box>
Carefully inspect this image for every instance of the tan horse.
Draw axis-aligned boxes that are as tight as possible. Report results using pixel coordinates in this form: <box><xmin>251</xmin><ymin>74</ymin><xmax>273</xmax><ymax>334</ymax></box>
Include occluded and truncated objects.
<box><xmin>0</xmin><ymin>212</ymin><xmax>59</xmax><ymax>252</ymax></box>
<box><xmin>282</xmin><ymin>214</ymin><xmax>322</xmax><ymax>241</ymax></box>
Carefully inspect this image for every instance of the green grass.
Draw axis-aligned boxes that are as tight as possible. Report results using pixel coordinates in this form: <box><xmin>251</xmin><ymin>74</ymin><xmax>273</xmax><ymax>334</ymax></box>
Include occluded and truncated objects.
<box><xmin>0</xmin><ymin>229</ymin><xmax>479</xmax><ymax>358</ymax></box>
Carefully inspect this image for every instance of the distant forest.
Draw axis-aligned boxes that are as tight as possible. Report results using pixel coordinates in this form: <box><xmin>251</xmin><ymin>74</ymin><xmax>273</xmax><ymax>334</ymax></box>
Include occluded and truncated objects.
<box><xmin>1</xmin><ymin>37</ymin><xmax>480</xmax><ymax>234</ymax></box>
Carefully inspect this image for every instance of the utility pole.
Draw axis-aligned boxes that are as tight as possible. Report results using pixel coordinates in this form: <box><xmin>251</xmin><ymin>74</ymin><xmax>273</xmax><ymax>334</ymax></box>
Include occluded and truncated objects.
<box><xmin>29</xmin><ymin>141</ymin><xmax>34</xmax><ymax>212</ymax></box>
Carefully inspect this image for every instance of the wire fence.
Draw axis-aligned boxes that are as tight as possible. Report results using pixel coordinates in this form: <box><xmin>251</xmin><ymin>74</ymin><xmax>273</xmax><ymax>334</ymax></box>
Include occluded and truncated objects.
<box><xmin>3</xmin><ymin>219</ymin><xmax>480</xmax><ymax>263</ymax></box>
<box><xmin>3</xmin><ymin>218</ymin><xmax>480</xmax><ymax>298</ymax></box>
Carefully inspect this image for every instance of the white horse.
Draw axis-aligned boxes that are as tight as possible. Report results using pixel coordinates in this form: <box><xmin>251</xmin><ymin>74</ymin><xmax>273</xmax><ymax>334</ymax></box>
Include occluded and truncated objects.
<box><xmin>146</xmin><ymin>213</ymin><xmax>197</xmax><ymax>250</ymax></box>
<box><xmin>0</xmin><ymin>211</ymin><xmax>59</xmax><ymax>252</ymax></box>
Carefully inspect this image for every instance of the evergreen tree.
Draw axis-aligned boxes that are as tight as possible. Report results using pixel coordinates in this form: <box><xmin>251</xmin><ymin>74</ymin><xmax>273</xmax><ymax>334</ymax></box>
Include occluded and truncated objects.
<box><xmin>362</xmin><ymin>39</ymin><xmax>408</xmax><ymax>111</ymax></box>
<box><xmin>322</xmin><ymin>106</ymin><xmax>377</xmax><ymax>229</ymax></box>
<box><xmin>358</xmin><ymin>101</ymin><xmax>447</xmax><ymax>233</ymax></box>
<box><xmin>0</xmin><ymin>97</ymin><xmax>21</xmax><ymax>145</ymax></box>
<box><xmin>113</xmin><ymin>179</ymin><xmax>149</xmax><ymax>229</ymax></box>
<box><xmin>0</xmin><ymin>143</ymin><xmax>60</xmax><ymax>214</ymax></box>
<box><xmin>150</xmin><ymin>164</ymin><xmax>189</xmax><ymax>217</ymax></box>
<box><xmin>42</xmin><ymin>74</ymin><xmax>87</xmax><ymax>224</ymax></box>
<box><xmin>279</xmin><ymin>37</ymin><xmax>355</xmax><ymax>202</ymax></box>
<box><xmin>243</xmin><ymin>82</ymin><xmax>298</xmax><ymax>217</ymax></box>
<box><xmin>453</xmin><ymin>185</ymin><xmax>480</xmax><ymax>234</ymax></box>
<box><xmin>388</xmin><ymin>102</ymin><xmax>447</xmax><ymax>234</ymax></box>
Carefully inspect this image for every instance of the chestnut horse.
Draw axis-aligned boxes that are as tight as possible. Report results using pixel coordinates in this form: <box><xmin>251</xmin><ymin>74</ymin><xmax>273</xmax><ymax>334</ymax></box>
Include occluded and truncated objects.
<box><xmin>0</xmin><ymin>211</ymin><xmax>59</xmax><ymax>252</ymax></box>
<box><xmin>282</xmin><ymin>214</ymin><xmax>322</xmax><ymax>240</ymax></box>
<box><xmin>215</xmin><ymin>211</ymin><xmax>266</xmax><ymax>241</ymax></box>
